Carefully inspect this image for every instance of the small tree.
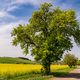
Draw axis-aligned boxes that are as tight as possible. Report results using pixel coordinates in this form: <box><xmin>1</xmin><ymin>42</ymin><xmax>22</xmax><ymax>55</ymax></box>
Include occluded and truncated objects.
<box><xmin>63</xmin><ymin>53</ymin><xmax>78</xmax><ymax>68</ymax></box>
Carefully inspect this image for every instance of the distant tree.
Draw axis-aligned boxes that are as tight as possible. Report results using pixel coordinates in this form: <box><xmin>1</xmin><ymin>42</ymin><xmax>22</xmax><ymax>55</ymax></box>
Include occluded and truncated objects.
<box><xmin>63</xmin><ymin>53</ymin><xmax>78</xmax><ymax>68</ymax></box>
<box><xmin>11</xmin><ymin>3</ymin><xmax>80</xmax><ymax>75</ymax></box>
<box><xmin>77</xmin><ymin>60</ymin><xmax>80</xmax><ymax>65</ymax></box>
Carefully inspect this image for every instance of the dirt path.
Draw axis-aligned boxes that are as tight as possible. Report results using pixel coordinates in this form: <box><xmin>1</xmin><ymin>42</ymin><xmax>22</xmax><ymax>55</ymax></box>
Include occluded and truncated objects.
<box><xmin>50</xmin><ymin>66</ymin><xmax>80</xmax><ymax>80</ymax></box>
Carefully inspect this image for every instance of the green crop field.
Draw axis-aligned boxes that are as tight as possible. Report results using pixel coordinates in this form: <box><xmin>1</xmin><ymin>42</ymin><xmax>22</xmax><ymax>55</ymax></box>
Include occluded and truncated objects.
<box><xmin>0</xmin><ymin>57</ymin><xmax>36</xmax><ymax>64</ymax></box>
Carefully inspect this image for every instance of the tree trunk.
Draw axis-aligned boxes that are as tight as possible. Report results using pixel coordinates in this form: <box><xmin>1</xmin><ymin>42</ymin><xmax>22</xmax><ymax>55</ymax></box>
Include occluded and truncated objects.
<box><xmin>44</xmin><ymin>63</ymin><xmax>51</xmax><ymax>75</ymax></box>
<box><xmin>42</xmin><ymin>55</ymin><xmax>51</xmax><ymax>75</ymax></box>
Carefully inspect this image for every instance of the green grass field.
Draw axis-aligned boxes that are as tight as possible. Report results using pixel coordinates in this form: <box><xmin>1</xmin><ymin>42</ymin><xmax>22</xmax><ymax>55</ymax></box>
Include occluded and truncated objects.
<box><xmin>0</xmin><ymin>57</ymin><xmax>36</xmax><ymax>64</ymax></box>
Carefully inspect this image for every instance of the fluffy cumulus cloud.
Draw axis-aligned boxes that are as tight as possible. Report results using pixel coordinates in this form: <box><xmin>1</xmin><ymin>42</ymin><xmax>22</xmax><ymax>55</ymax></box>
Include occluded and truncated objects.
<box><xmin>0</xmin><ymin>20</ymin><xmax>28</xmax><ymax>58</ymax></box>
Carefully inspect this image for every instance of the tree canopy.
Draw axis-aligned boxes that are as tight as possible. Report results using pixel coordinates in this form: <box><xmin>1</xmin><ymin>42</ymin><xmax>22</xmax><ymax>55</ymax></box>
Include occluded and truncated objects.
<box><xmin>11</xmin><ymin>3</ymin><xmax>80</xmax><ymax>74</ymax></box>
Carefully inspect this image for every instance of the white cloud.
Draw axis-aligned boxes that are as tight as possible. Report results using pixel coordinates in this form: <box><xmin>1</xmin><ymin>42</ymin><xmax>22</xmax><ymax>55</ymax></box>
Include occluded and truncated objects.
<box><xmin>0</xmin><ymin>0</ymin><xmax>53</xmax><ymax>21</ymax></box>
<box><xmin>5</xmin><ymin>0</ymin><xmax>53</xmax><ymax>12</ymax></box>
<box><xmin>0</xmin><ymin>20</ymin><xmax>31</xmax><ymax>58</ymax></box>
<box><xmin>0</xmin><ymin>11</ymin><xmax>16</xmax><ymax>19</ymax></box>
<box><xmin>13</xmin><ymin>0</ymin><xmax>53</xmax><ymax>6</ymax></box>
<box><xmin>0</xmin><ymin>20</ymin><xmax>27</xmax><ymax>36</ymax></box>
<box><xmin>7</xmin><ymin>6</ymin><xmax>18</xmax><ymax>12</ymax></box>
<box><xmin>6</xmin><ymin>0</ymin><xmax>53</xmax><ymax>12</ymax></box>
<box><xmin>0</xmin><ymin>1</ymin><xmax>16</xmax><ymax>20</ymax></box>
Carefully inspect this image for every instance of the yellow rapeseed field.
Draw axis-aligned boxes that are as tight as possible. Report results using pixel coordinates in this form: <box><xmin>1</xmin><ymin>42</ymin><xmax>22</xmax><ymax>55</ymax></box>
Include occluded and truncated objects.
<box><xmin>0</xmin><ymin>64</ymin><xmax>68</xmax><ymax>78</ymax></box>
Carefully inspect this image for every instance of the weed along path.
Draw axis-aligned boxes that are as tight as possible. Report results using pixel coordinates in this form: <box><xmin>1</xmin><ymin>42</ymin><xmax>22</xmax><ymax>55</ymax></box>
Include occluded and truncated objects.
<box><xmin>50</xmin><ymin>66</ymin><xmax>80</xmax><ymax>80</ymax></box>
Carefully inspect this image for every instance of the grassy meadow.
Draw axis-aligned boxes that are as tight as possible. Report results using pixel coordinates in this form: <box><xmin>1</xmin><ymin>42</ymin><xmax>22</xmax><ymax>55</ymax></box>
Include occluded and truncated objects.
<box><xmin>0</xmin><ymin>57</ymin><xmax>36</xmax><ymax>64</ymax></box>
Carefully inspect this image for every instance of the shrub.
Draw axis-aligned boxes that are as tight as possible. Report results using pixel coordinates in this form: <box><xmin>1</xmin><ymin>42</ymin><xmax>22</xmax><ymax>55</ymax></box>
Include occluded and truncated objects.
<box><xmin>63</xmin><ymin>53</ymin><xmax>78</xmax><ymax>68</ymax></box>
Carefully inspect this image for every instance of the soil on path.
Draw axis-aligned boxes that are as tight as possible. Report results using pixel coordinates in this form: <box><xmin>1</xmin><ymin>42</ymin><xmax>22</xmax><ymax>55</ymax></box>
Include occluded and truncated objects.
<box><xmin>50</xmin><ymin>66</ymin><xmax>80</xmax><ymax>80</ymax></box>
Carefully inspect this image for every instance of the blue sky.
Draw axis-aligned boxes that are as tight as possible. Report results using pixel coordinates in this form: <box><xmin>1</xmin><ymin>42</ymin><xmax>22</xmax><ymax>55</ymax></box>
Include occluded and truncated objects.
<box><xmin>0</xmin><ymin>0</ymin><xmax>80</xmax><ymax>59</ymax></box>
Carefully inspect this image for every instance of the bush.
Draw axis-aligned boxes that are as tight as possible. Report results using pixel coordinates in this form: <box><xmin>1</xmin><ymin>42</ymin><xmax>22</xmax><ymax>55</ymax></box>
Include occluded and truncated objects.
<box><xmin>77</xmin><ymin>60</ymin><xmax>80</xmax><ymax>65</ymax></box>
<box><xmin>63</xmin><ymin>53</ymin><xmax>78</xmax><ymax>68</ymax></box>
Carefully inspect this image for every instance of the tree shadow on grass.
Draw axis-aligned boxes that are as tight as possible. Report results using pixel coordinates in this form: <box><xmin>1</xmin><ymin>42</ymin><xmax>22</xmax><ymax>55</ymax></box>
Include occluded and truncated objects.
<box><xmin>51</xmin><ymin>72</ymin><xmax>80</xmax><ymax>79</ymax></box>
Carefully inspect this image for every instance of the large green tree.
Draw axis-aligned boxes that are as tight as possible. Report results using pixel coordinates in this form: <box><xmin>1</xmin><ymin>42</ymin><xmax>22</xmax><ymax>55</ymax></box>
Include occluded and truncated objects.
<box><xmin>11</xmin><ymin>3</ymin><xmax>80</xmax><ymax>74</ymax></box>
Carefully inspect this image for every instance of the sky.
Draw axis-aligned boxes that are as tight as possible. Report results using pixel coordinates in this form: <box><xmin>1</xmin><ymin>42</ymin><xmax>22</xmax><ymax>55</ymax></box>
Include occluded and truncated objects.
<box><xmin>0</xmin><ymin>0</ymin><xmax>80</xmax><ymax>60</ymax></box>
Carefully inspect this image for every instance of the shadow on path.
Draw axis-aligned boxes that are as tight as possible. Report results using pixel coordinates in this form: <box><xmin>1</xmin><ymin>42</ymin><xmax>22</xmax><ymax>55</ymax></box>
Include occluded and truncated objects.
<box><xmin>52</xmin><ymin>72</ymin><xmax>80</xmax><ymax>79</ymax></box>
